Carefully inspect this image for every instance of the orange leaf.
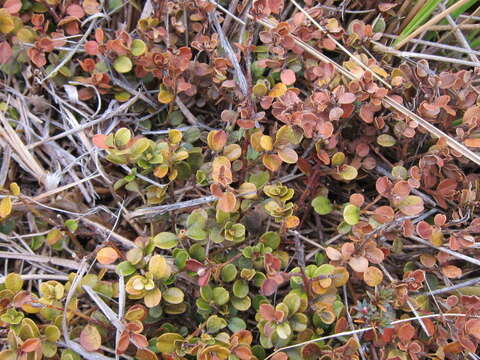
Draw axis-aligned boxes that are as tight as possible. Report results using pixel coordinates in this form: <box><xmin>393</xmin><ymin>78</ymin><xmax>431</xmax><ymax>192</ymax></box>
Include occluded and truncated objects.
<box><xmin>97</xmin><ymin>247</ymin><xmax>119</xmax><ymax>265</ymax></box>
<box><xmin>217</xmin><ymin>191</ymin><xmax>236</xmax><ymax>213</ymax></box>
<box><xmin>92</xmin><ymin>134</ymin><xmax>109</xmax><ymax>149</ymax></box>
<box><xmin>20</xmin><ymin>338</ymin><xmax>41</xmax><ymax>353</ymax></box>
<box><xmin>363</xmin><ymin>266</ymin><xmax>383</xmax><ymax>286</ymax></box>
<box><xmin>80</xmin><ymin>324</ymin><xmax>102</xmax><ymax>352</ymax></box>
<box><xmin>466</xmin><ymin>319</ymin><xmax>480</xmax><ymax>340</ymax></box>
<box><xmin>464</xmin><ymin>138</ymin><xmax>480</xmax><ymax>148</ymax></box>
<box><xmin>441</xmin><ymin>264</ymin><xmax>462</xmax><ymax>279</ymax></box>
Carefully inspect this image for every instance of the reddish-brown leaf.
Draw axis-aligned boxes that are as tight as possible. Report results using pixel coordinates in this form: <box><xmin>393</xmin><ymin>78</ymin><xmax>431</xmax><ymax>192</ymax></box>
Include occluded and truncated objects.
<box><xmin>338</xmin><ymin>92</ymin><xmax>356</xmax><ymax>104</ymax></box>
<box><xmin>373</xmin><ymin>206</ymin><xmax>394</xmax><ymax>224</ymax></box>
<box><xmin>85</xmin><ymin>40</ymin><xmax>99</xmax><ymax>55</ymax></box>
<box><xmin>466</xmin><ymin>319</ymin><xmax>480</xmax><ymax>340</ymax></box>
<box><xmin>67</xmin><ymin>4</ymin><xmax>86</xmax><ymax>18</ymax></box>
<box><xmin>416</xmin><ymin>221</ymin><xmax>433</xmax><ymax>239</ymax></box>
<box><xmin>397</xmin><ymin>323</ymin><xmax>415</xmax><ymax>343</ymax></box>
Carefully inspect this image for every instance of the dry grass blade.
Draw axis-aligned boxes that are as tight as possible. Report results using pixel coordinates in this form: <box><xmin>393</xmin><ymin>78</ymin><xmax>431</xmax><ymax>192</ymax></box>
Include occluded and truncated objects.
<box><xmin>372</xmin><ymin>42</ymin><xmax>480</xmax><ymax>67</ymax></box>
<box><xmin>80</xmin><ymin>217</ymin><xmax>135</xmax><ymax>248</ymax></box>
<box><xmin>208</xmin><ymin>11</ymin><xmax>249</xmax><ymax>97</ymax></box>
<box><xmin>409</xmin><ymin>235</ymin><xmax>480</xmax><ymax>267</ymax></box>
<box><xmin>83</xmin><ymin>285</ymin><xmax>124</xmax><ymax>330</ymax></box>
<box><xmin>0</xmin><ymin>251</ymin><xmax>80</xmax><ymax>269</ymax></box>
<box><xmin>0</xmin><ymin>112</ymin><xmax>53</xmax><ymax>189</ymax></box>
<box><xmin>382</xmin><ymin>97</ymin><xmax>480</xmax><ymax>166</ymax></box>
<box><xmin>422</xmin><ymin>276</ymin><xmax>480</xmax><ymax>296</ymax></box>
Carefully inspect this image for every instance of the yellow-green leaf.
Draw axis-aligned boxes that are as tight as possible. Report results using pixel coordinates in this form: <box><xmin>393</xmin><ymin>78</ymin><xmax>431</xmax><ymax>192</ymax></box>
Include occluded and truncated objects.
<box><xmin>113</xmin><ymin>55</ymin><xmax>133</xmax><ymax>73</ymax></box>
<box><xmin>0</xmin><ymin>197</ymin><xmax>12</xmax><ymax>218</ymax></box>
<box><xmin>131</xmin><ymin>39</ymin><xmax>147</xmax><ymax>56</ymax></box>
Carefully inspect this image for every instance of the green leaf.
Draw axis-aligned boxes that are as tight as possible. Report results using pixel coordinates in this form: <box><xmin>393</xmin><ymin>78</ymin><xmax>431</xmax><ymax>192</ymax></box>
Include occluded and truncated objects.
<box><xmin>156</xmin><ymin>333</ymin><xmax>184</xmax><ymax>353</ymax></box>
<box><xmin>232</xmin><ymin>279</ymin><xmax>249</xmax><ymax>298</ymax></box>
<box><xmin>206</xmin><ymin>315</ymin><xmax>227</xmax><ymax>333</ymax></box>
<box><xmin>212</xmin><ymin>287</ymin><xmax>230</xmax><ymax>306</ymax></box>
<box><xmin>276</xmin><ymin>322</ymin><xmax>292</xmax><ymax>339</ymax></box>
<box><xmin>231</xmin><ymin>296</ymin><xmax>251</xmax><ymax>311</ymax></box>
<box><xmin>115</xmin><ymin>261</ymin><xmax>136</xmax><ymax>276</ymax></box>
<box><xmin>377</xmin><ymin>134</ymin><xmax>396</xmax><ymax>147</ymax></box>
<box><xmin>163</xmin><ymin>287</ymin><xmax>184</xmax><ymax>304</ymax></box>
<box><xmin>248</xmin><ymin>171</ymin><xmax>270</xmax><ymax>188</ymax></box>
<box><xmin>153</xmin><ymin>232</ymin><xmax>178</xmax><ymax>249</ymax></box>
<box><xmin>282</xmin><ymin>293</ymin><xmax>301</xmax><ymax>315</ymax></box>
<box><xmin>228</xmin><ymin>317</ymin><xmax>246</xmax><ymax>332</ymax></box>
<box><xmin>311</xmin><ymin>196</ymin><xmax>333</xmax><ymax>215</ymax></box>
<box><xmin>44</xmin><ymin>325</ymin><xmax>61</xmax><ymax>342</ymax></box>
<box><xmin>343</xmin><ymin>204</ymin><xmax>360</xmax><ymax>225</ymax></box>
<box><xmin>220</xmin><ymin>264</ymin><xmax>238</xmax><ymax>282</ymax></box>
<box><xmin>260</xmin><ymin>231</ymin><xmax>281</xmax><ymax>249</ymax></box>
<box><xmin>4</xmin><ymin>273</ymin><xmax>23</xmax><ymax>292</ymax></box>
<box><xmin>64</xmin><ymin>219</ymin><xmax>78</xmax><ymax>232</ymax></box>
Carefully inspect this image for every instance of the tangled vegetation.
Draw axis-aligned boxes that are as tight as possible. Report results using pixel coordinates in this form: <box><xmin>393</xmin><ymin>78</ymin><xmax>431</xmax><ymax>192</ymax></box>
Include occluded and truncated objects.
<box><xmin>1</xmin><ymin>0</ymin><xmax>480</xmax><ymax>359</ymax></box>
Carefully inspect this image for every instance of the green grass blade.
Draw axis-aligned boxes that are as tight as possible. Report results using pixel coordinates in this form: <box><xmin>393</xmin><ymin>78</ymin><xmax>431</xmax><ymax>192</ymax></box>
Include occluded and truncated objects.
<box><xmin>394</xmin><ymin>0</ymin><xmax>443</xmax><ymax>45</ymax></box>
<box><xmin>447</xmin><ymin>0</ymin><xmax>478</xmax><ymax>18</ymax></box>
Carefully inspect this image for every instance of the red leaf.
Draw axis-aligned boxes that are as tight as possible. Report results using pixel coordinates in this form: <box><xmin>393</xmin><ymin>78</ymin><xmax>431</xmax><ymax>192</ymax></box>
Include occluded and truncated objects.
<box><xmin>436</xmin><ymin>178</ymin><xmax>457</xmax><ymax>197</ymax></box>
<box><xmin>258</xmin><ymin>303</ymin><xmax>276</xmax><ymax>321</ymax></box>
<box><xmin>131</xmin><ymin>333</ymin><xmax>148</xmax><ymax>348</ymax></box>
<box><xmin>261</xmin><ymin>278</ymin><xmax>279</xmax><ymax>296</ymax></box>
<box><xmin>117</xmin><ymin>332</ymin><xmax>130</xmax><ymax>355</ymax></box>
<box><xmin>92</xmin><ymin>134</ymin><xmax>109</xmax><ymax>149</ymax></box>
<box><xmin>198</xmin><ymin>268</ymin><xmax>211</xmax><ymax>287</ymax></box>
<box><xmin>85</xmin><ymin>41</ymin><xmax>99</xmax><ymax>56</ymax></box>
<box><xmin>185</xmin><ymin>259</ymin><xmax>204</xmax><ymax>272</ymax></box>
<box><xmin>416</xmin><ymin>221</ymin><xmax>432</xmax><ymax>239</ymax></box>
<box><xmin>0</xmin><ymin>42</ymin><xmax>12</xmax><ymax>65</ymax></box>
<box><xmin>3</xmin><ymin>0</ymin><xmax>22</xmax><ymax>14</ymax></box>
<box><xmin>280</xmin><ymin>69</ymin><xmax>296</xmax><ymax>86</ymax></box>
